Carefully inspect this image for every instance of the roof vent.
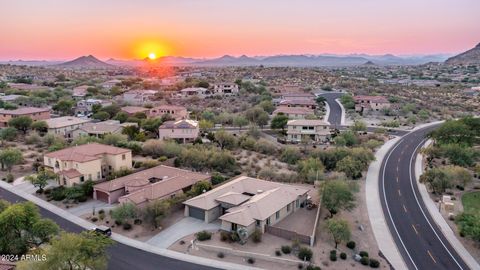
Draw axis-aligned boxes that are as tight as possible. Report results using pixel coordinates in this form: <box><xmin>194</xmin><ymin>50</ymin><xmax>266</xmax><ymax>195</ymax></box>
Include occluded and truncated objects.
<box><xmin>257</xmin><ymin>189</ymin><xmax>263</xmax><ymax>194</ymax></box>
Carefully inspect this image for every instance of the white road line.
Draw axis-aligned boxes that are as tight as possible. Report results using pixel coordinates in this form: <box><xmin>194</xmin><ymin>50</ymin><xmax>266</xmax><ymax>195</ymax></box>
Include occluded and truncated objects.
<box><xmin>381</xmin><ymin>138</ymin><xmax>419</xmax><ymax>270</ymax></box>
<box><xmin>409</xmin><ymin>138</ymin><xmax>464</xmax><ymax>270</ymax></box>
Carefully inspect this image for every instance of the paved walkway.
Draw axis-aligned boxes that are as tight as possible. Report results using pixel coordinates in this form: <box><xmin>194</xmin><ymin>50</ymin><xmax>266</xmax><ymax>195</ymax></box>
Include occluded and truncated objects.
<box><xmin>415</xmin><ymin>140</ymin><xmax>480</xmax><ymax>270</ymax></box>
<box><xmin>67</xmin><ymin>199</ymin><xmax>116</xmax><ymax>216</ymax></box>
<box><xmin>147</xmin><ymin>217</ymin><xmax>221</xmax><ymax>248</ymax></box>
<box><xmin>365</xmin><ymin>136</ymin><xmax>408</xmax><ymax>270</ymax></box>
<box><xmin>13</xmin><ymin>177</ymin><xmax>58</xmax><ymax>194</ymax></box>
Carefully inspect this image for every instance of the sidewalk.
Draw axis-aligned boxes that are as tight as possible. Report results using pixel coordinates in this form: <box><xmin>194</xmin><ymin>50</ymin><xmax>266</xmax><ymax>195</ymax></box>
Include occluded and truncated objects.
<box><xmin>365</xmin><ymin>136</ymin><xmax>408</xmax><ymax>270</ymax></box>
<box><xmin>415</xmin><ymin>140</ymin><xmax>480</xmax><ymax>270</ymax></box>
<box><xmin>0</xmin><ymin>180</ymin><xmax>260</xmax><ymax>270</ymax></box>
<box><xmin>323</xmin><ymin>99</ymin><xmax>331</xmax><ymax>125</ymax></box>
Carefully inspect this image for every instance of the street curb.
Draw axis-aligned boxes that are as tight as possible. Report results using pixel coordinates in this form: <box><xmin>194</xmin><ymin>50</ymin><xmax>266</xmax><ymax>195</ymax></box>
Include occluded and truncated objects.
<box><xmin>365</xmin><ymin>136</ymin><xmax>408</xmax><ymax>270</ymax></box>
<box><xmin>323</xmin><ymin>99</ymin><xmax>331</xmax><ymax>125</ymax></box>
<box><xmin>334</xmin><ymin>98</ymin><xmax>346</xmax><ymax>125</ymax></box>
<box><xmin>415</xmin><ymin>140</ymin><xmax>480</xmax><ymax>270</ymax></box>
<box><xmin>0</xmin><ymin>180</ymin><xmax>260</xmax><ymax>270</ymax></box>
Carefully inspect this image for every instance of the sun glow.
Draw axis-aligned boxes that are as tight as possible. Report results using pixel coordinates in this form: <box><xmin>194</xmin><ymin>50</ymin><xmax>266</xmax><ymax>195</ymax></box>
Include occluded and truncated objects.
<box><xmin>148</xmin><ymin>53</ymin><xmax>156</xmax><ymax>60</ymax></box>
<box><xmin>131</xmin><ymin>39</ymin><xmax>172</xmax><ymax>60</ymax></box>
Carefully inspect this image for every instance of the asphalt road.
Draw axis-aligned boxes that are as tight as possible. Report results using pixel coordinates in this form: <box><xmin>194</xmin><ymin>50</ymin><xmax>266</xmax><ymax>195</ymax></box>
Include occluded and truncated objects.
<box><xmin>379</xmin><ymin>125</ymin><xmax>469</xmax><ymax>270</ymax></box>
<box><xmin>317</xmin><ymin>92</ymin><xmax>344</xmax><ymax>126</ymax></box>
<box><xmin>0</xmin><ymin>188</ymin><xmax>218</xmax><ymax>270</ymax></box>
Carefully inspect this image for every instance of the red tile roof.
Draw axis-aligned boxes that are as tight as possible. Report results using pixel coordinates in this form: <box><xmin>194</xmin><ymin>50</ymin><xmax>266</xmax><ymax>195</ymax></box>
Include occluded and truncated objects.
<box><xmin>45</xmin><ymin>143</ymin><xmax>130</xmax><ymax>163</ymax></box>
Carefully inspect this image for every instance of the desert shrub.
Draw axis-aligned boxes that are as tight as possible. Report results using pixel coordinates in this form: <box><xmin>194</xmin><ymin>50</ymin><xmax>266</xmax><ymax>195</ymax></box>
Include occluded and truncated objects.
<box><xmin>251</xmin><ymin>229</ymin><xmax>262</xmax><ymax>243</ymax></box>
<box><xmin>360</xmin><ymin>257</ymin><xmax>370</xmax><ymax>266</ymax></box>
<box><xmin>220</xmin><ymin>231</ymin><xmax>230</xmax><ymax>242</ymax></box>
<box><xmin>77</xmin><ymin>195</ymin><xmax>87</xmax><ymax>202</ymax></box>
<box><xmin>134</xmin><ymin>219</ymin><xmax>142</xmax><ymax>225</ymax></box>
<box><xmin>359</xmin><ymin>251</ymin><xmax>369</xmax><ymax>258</ymax></box>
<box><xmin>340</xmin><ymin>252</ymin><xmax>347</xmax><ymax>260</ymax></box>
<box><xmin>298</xmin><ymin>247</ymin><xmax>313</xmax><ymax>261</ymax></box>
<box><xmin>195</xmin><ymin>230</ymin><xmax>212</xmax><ymax>241</ymax></box>
<box><xmin>217</xmin><ymin>252</ymin><xmax>224</xmax><ymax>259</ymax></box>
<box><xmin>99</xmin><ymin>212</ymin><xmax>105</xmax><ymax>220</ymax></box>
<box><xmin>329</xmin><ymin>250</ymin><xmax>337</xmax><ymax>261</ymax></box>
<box><xmin>247</xmin><ymin>258</ymin><xmax>255</xmax><ymax>264</ymax></box>
<box><xmin>6</xmin><ymin>174</ymin><xmax>14</xmax><ymax>183</ymax></box>
<box><xmin>211</xmin><ymin>173</ymin><xmax>226</xmax><ymax>185</ymax></box>
<box><xmin>346</xmin><ymin>240</ymin><xmax>356</xmax><ymax>249</ymax></box>
<box><xmin>230</xmin><ymin>231</ymin><xmax>240</xmax><ymax>242</ymax></box>
<box><xmin>115</xmin><ymin>220</ymin><xmax>122</xmax><ymax>226</ymax></box>
<box><xmin>158</xmin><ymin>156</ymin><xmax>168</xmax><ymax>162</ymax></box>
<box><xmin>281</xmin><ymin>245</ymin><xmax>292</xmax><ymax>254</ymax></box>
<box><xmin>123</xmin><ymin>222</ymin><xmax>132</xmax><ymax>230</ymax></box>
<box><xmin>306</xmin><ymin>266</ymin><xmax>321</xmax><ymax>270</ymax></box>
<box><xmin>369</xmin><ymin>258</ymin><xmax>380</xmax><ymax>268</ymax></box>
<box><xmin>50</xmin><ymin>187</ymin><xmax>66</xmax><ymax>201</ymax></box>
<box><xmin>98</xmin><ymin>209</ymin><xmax>105</xmax><ymax>214</ymax></box>
<box><xmin>91</xmin><ymin>217</ymin><xmax>98</xmax><ymax>222</ymax></box>
<box><xmin>275</xmin><ymin>250</ymin><xmax>282</xmax><ymax>256</ymax></box>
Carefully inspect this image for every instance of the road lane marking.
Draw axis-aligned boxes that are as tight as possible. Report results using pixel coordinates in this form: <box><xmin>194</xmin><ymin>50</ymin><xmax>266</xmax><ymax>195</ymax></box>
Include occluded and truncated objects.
<box><xmin>403</xmin><ymin>204</ymin><xmax>408</xmax><ymax>213</ymax></box>
<box><xmin>412</xmin><ymin>224</ymin><xmax>418</xmax><ymax>234</ymax></box>
<box><xmin>427</xmin><ymin>250</ymin><xmax>437</xmax><ymax>264</ymax></box>
<box><xmin>398</xmin><ymin>189</ymin><xmax>402</xmax><ymax>196</ymax></box>
<box><xmin>396</xmin><ymin>176</ymin><xmax>399</xmax><ymax>182</ymax></box>
<box><xmin>408</xmin><ymin>137</ymin><xmax>464</xmax><ymax>270</ymax></box>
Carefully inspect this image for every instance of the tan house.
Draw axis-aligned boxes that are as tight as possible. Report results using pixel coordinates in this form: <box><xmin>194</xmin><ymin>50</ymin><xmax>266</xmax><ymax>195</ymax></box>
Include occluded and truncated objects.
<box><xmin>272</xmin><ymin>107</ymin><xmax>315</xmax><ymax>119</ymax></box>
<box><xmin>353</xmin><ymin>95</ymin><xmax>391</xmax><ymax>113</ymax></box>
<box><xmin>45</xmin><ymin>116</ymin><xmax>91</xmax><ymax>138</ymax></box>
<box><xmin>93</xmin><ymin>165</ymin><xmax>210</xmax><ymax>206</ymax></box>
<box><xmin>213</xmin><ymin>83</ymin><xmax>239</xmax><ymax>96</ymax></box>
<box><xmin>286</xmin><ymin>119</ymin><xmax>331</xmax><ymax>143</ymax></box>
<box><xmin>43</xmin><ymin>143</ymin><xmax>132</xmax><ymax>187</ymax></box>
<box><xmin>121</xmin><ymin>105</ymin><xmax>187</xmax><ymax>120</ymax></box>
<box><xmin>158</xmin><ymin>119</ymin><xmax>199</xmax><ymax>143</ymax></box>
<box><xmin>71</xmin><ymin>120</ymin><xmax>136</xmax><ymax>138</ymax></box>
<box><xmin>0</xmin><ymin>107</ymin><xmax>50</xmax><ymax>127</ymax></box>
<box><xmin>278</xmin><ymin>99</ymin><xmax>317</xmax><ymax>109</ymax></box>
<box><xmin>184</xmin><ymin>176</ymin><xmax>309</xmax><ymax>237</ymax></box>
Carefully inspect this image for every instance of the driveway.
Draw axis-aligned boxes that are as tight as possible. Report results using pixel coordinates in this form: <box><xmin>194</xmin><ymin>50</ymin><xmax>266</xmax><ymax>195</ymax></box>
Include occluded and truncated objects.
<box><xmin>67</xmin><ymin>199</ymin><xmax>116</xmax><ymax>216</ymax></box>
<box><xmin>147</xmin><ymin>217</ymin><xmax>220</xmax><ymax>248</ymax></box>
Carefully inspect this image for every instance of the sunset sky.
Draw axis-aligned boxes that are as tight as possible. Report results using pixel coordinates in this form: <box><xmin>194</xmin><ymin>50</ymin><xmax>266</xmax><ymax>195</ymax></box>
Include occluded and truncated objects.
<box><xmin>0</xmin><ymin>0</ymin><xmax>479</xmax><ymax>60</ymax></box>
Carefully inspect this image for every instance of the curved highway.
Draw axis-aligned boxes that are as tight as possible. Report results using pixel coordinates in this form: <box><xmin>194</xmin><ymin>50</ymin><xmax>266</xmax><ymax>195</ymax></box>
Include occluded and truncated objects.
<box><xmin>0</xmin><ymin>187</ymin><xmax>217</xmax><ymax>270</ymax></box>
<box><xmin>379</xmin><ymin>125</ymin><xmax>469</xmax><ymax>270</ymax></box>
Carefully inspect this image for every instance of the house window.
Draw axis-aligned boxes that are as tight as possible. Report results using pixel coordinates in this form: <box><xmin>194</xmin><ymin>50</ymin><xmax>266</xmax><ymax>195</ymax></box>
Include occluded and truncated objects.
<box><xmin>97</xmin><ymin>172</ymin><xmax>101</xmax><ymax>179</ymax></box>
<box><xmin>266</xmin><ymin>217</ymin><xmax>271</xmax><ymax>225</ymax></box>
<box><xmin>256</xmin><ymin>220</ymin><xmax>260</xmax><ymax>226</ymax></box>
<box><xmin>287</xmin><ymin>204</ymin><xmax>291</xmax><ymax>212</ymax></box>
<box><xmin>296</xmin><ymin>199</ymin><xmax>300</xmax><ymax>208</ymax></box>
<box><xmin>122</xmin><ymin>154</ymin><xmax>126</xmax><ymax>160</ymax></box>
<box><xmin>80</xmin><ymin>176</ymin><xmax>84</xmax><ymax>182</ymax></box>
<box><xmin>276</xmin><ymin>211</ymin><xmax>280</xmax><ymax>220</ymax></box>
<box><xmin>231</xmin><ymin>223</ymin><xmax>238</xmax><ymax>231</ymax></box>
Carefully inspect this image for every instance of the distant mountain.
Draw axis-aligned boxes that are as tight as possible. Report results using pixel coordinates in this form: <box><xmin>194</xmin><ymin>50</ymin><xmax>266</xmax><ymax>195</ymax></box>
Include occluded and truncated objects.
<box><xmin>445</xmin><ymin>43</ymin><xmax>480</xmax><ymax>65</ymax></box>
<box><xmin>56</xmin><ymin>55</ymin><xmax>113</xmax><ymax>68</ymax></box>
<box><xmin>0</xmin><ymin>60</ymin><xmax>62</xmax><ymax>66</ymax></box>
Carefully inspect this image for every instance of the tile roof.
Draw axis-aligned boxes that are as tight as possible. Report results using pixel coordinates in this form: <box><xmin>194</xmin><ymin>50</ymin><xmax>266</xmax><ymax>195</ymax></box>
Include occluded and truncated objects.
<box><xmin>58</xmin><ymin>168</ymin><xmax>82</xmax><ymax>178</ymax></box>
<box><xmin>353</xmin><ymin>95</ymin><xmax>389</xmax><ymax>103</ymax></box>
<box><xmin>45</xmin><ymin>116</ymin><xmax>91</xmax><ymax>128</ymax></box>
<box><xmin>273</xmin><ymin>107</ymin><xmax>314</xmax><ymax>115</ymax></box>
<box><xmin>121</xmin><ymin>106</ymin><xmax>149</xmax><ymax>114</ymax></box>
<box><xmin>159</xmin><ymin>119</ymin><xmax>198</xmax><ymax>129</ymax></box>
<box><xmin>77</xmin><ymin>121</ymin><xmax>123</xmax><ymax>134</ymax></box>
<box><xmin>45</xmin><ymin>143</ymin><xmax>130</xmax><ymax>163</ymax></box>
<box><xmin>287</xmin><ymin>119</ymin><xmax>329</xmax><ymax>126</ymax></box>
<box><xmin>0</xmin><ymin>107</ymin><xmax>49</xmax><ymax>115</ymax></box>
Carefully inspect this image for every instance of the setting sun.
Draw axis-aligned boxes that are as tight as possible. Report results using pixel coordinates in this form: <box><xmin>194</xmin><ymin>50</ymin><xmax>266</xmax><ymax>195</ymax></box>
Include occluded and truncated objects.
<box><xmin>148</xmin><ymin>53</ymin><xmax>156</xmax><ymax>60</ymax></box>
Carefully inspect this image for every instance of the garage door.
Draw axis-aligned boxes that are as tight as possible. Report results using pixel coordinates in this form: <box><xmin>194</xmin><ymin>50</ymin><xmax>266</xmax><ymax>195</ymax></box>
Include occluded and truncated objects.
<box><xmin>188</xmin><ymin>206</ymin><xmax>205</xmax><ymax>220</ymax></box>
<box><xmin>95</xmin><ymin>190</ymin><xmax>110</xmax><ymax>203</ymax></box>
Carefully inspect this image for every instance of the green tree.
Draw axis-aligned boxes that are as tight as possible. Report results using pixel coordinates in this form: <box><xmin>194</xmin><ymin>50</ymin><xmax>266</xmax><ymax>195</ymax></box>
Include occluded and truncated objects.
<box><xmin>25</xmin><ymin>170</ymin><xmax>57</xmax><ymax>192</ymax></box>
<box><xmin>419</xmin><ymin>168</ymin><xmax>453</xmax><ymax>194</ymax></box>
<box><xmin>455</xmin><ymin>213</ymin><xmax>480</xmax><ymax>242</ymax></box>
<box><xmin>430</xmin><ymin>120</ymin><xmax>474</xmax><ymax>146</ymax></box>
<box><xmin>199</xmin><ymin>119</ymin><xmax>214</xmax><ymax>131</ymax></box>
<box><xmin>326</xmin><ymin>218</ymin><xmax>351</xmax><ymax>249</ymax></box>
<box><xmin>142</xmin><ymin>200</ymin><xmax>171</xmax><ymax>229</ymax></box>
<box><xmin>321</xmin><ymin>180</ymin><xmax>356</xmax><ymax>217</ymax></box>
<box><xmin>336</xmin><ymin>156</ymin><xmax>364</xmax><ymax>179</ymax></box>
<box><xmin>258</xmin><ymin>100</ymin><xmax>274</xmax><ymax>114</ymax></box>
<box><xmin>31</xmin><ymin>120</ymin><xmax>48</xmax><ymax>134</ymax></box>
<box><xmin>340</xmin><ymin>94</ymin><xmax>355</xmax><ymax>109</ymax></box>
<box><xmin>214</xmin><ymin>129</ymin><xmax>236</xmax><ymax>150</ymax></box>
<box><xmin>113</xmin><ymin>111</ymin><xmax>129</xmax><ymax>123</ymax></box>
<box><xmin>17</xmin><ymin>231</ymin><xmax>113</xmax><ymax>270</ymax></box>
<box><xmin>0</xmin><ymin>127</ymin><xmax>17</xmax><ymax>145</ymax></box>
<box><xmin>0</xmin><ymin>201</ymin><xmax>59</xmax><ymax>255</ymax></box>
<box><xmin>0</xmin><ymin>147</ymin><xmax>23</xmax><ymax>172</ymax></box>
<box><xmin>245</xmin><ymin>107</ymin><xmax>269</xmax><ymax>128</ymax></box>
<box><xmin>445</xmin><ymin>166</ymin><xmax>472</xmax><ymax>187</ymax></box>
<box><xmin>141</xmin><ymin>118</ymin><xmax>162</xmax><ymax>137</ymax></box>
<box><xmin>53</xmin><ymin>99</ymin><xmax>75</xmax><ymax>116</ymax></box>
<box><xmin>280</xmin><ymin>147</ymin><xmax>301</xmax><ymax>165</ymax></box>
<box><xmin>297</xmin><ymin>157</ymin><xmax>324</xmax><ymax>183</ymax></box>
<box><xmin>122</xmin><ymin>125</ymin><xmax>140</xmax><ymax>140</ymax></box>
<box><xmin>92</xmin><ymin>111</ymin><xmax>110</xmax><ymax>121</ymax></box>
<box><xmin>111</xmin><ymin>203</ymin><xmax>138</xmax><ymax>223</ymax></box>
<box><xmin>270</xmin><ymin>114</ymin><xmax>289</xmax><ymax>132</ymax></box>
<box><xmin>233</xmin><ymin>115</ymin><xmax>249</xmax><ymax>130</ymax></box>
<box><xmin>8</xmin><ymin>115</ymin><xmax>33</xmax><ymax>134</ymax></box>
<box><xmin>350</xmin><ymin>121</ymin><xmax>367</xmax><ymax>133</ymax></box>
<box><xmin>190</xmin><ymin>181</ymin><xmax>212</xmax><ymax>196</ymax></box>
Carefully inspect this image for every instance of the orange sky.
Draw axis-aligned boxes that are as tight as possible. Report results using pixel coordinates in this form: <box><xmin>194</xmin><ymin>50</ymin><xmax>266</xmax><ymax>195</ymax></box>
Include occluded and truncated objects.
<box><xmin>0</xmin><ymin>0</ymin><xmax>479</xmax><ymax>60</ymax></box>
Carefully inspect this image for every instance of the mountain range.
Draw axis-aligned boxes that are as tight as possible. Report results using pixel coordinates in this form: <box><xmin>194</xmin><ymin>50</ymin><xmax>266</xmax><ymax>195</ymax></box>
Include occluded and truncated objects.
<box><xmin>445</xmin><ymin>43</ymin><xmax>480</xmax><ymax>65</ymax></box>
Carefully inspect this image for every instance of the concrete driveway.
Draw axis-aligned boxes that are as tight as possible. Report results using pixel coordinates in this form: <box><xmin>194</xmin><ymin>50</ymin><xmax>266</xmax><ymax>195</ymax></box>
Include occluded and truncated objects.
<box><xmin>147</xmin><ymin>217</ymin><xmax>220</xmax><ymax>248</ymax></box>
<box><xmin>67</xmin><ymin>200</ymin><xmax>116</xmax><ymax>216</ymax></box>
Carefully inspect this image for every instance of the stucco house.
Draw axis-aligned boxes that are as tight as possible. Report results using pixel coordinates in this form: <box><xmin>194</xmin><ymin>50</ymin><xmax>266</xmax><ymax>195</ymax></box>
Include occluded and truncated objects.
<box><xmin>75</xmin><ymin>99</ymin><xmax>112</xmax><ymax>116</ymax></box>
<box><xmin>122</xmin><ymin>90</ymin><xmax>156</xmax><ymax>105</ymax></box>
<box><xmin>93</xmin><ymin>165</ymin><xmax>210</xmax><ymax>206</ymax></box>
<box><xmin>183</xmin><ymin>176</ymin><xmax>309</xmax><ymax>237</ymax></box>
<box><xmin>158</xmin><ymin>119</ymin><xmax>199</xmax><ymax>143</ymax></box>
<box><xmin>278</xmin><ymin>99</ymin><xmax>317</xmax><ymax>109</ymax></box>
<box><xmin>212</xmin><ymin>83</ymin><xmax>239</xmax><ymax>96</ymax></box>
<box><xmin>43</xmin><ymin>143</ymin><xmax>132</xmax><ymax>187</ymax></box>
<box><xmin>71</xmin><ymin>120</ymin><xmax>136</xmax><ymax>138</ymax></box>
<box><xmin>177</xmin><ymin>87</ymin><xmax>208</xmax><ymax>98</ymax></box>
<box><xmin>0</xmin><ymin>107</ymin><xmax>50</xmax><ymax>127</ymax></box>
<box><xmin>121</xmin><ymin>105</ymin><xmax>187</xmax><ymax>120</ymax></box>
<box><xmin>286</xmin><ymin>119</ymin><xmax>331</xmax><ymax>143</ymax></box>
<box><xmin>45</xmin><ymin>116</ymin><xmax>91</xmax><ymax>138</ymax></box>
<box><xmin>272</xmin><ymin>107</ymin><xmax>315</xmax><ymax>119</ymax></box>
<box><xmin>353</xmin><ymin>95</ymin><xmax>391</xmax><ymax>113</ymax></box>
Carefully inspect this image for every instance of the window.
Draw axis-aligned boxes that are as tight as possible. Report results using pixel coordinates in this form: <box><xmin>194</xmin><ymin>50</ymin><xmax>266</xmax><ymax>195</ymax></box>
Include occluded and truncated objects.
<box><xmin>296</xmin><ymin>199</ymin><xmax>300</xmax><ymax>208</ymax></box>
<box><xmin>276</xmin><ymin>211</ymin><xmax>280</xmax><ymax>220</ymax></box>
<box><xmin>231</xmin><ymin>223</ymin><xmax>238</xmax><ymax>231</ymax></box>
<box><xmin>266</xmin><ymin>218</ymin><xmax>271</xmax><ymax>225</ymax></box>
<box><xmin>97</xmin><ymin>172</ymin><xmax>101</xmax><ymax>179</ymax></box>
<box><xmin>256</xmin><ymin>220</ymin><xmax>261</xmax><ymax>226</ymax></box>
<box><xmin>287</xmin><ymin>204</ymin><xmax>291</xmax><ymax>212</ymax></box>
<box><xmin>122</xmin><ymin>154</ymin><xmax>126</xmax><ymax>160</ymax></box>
